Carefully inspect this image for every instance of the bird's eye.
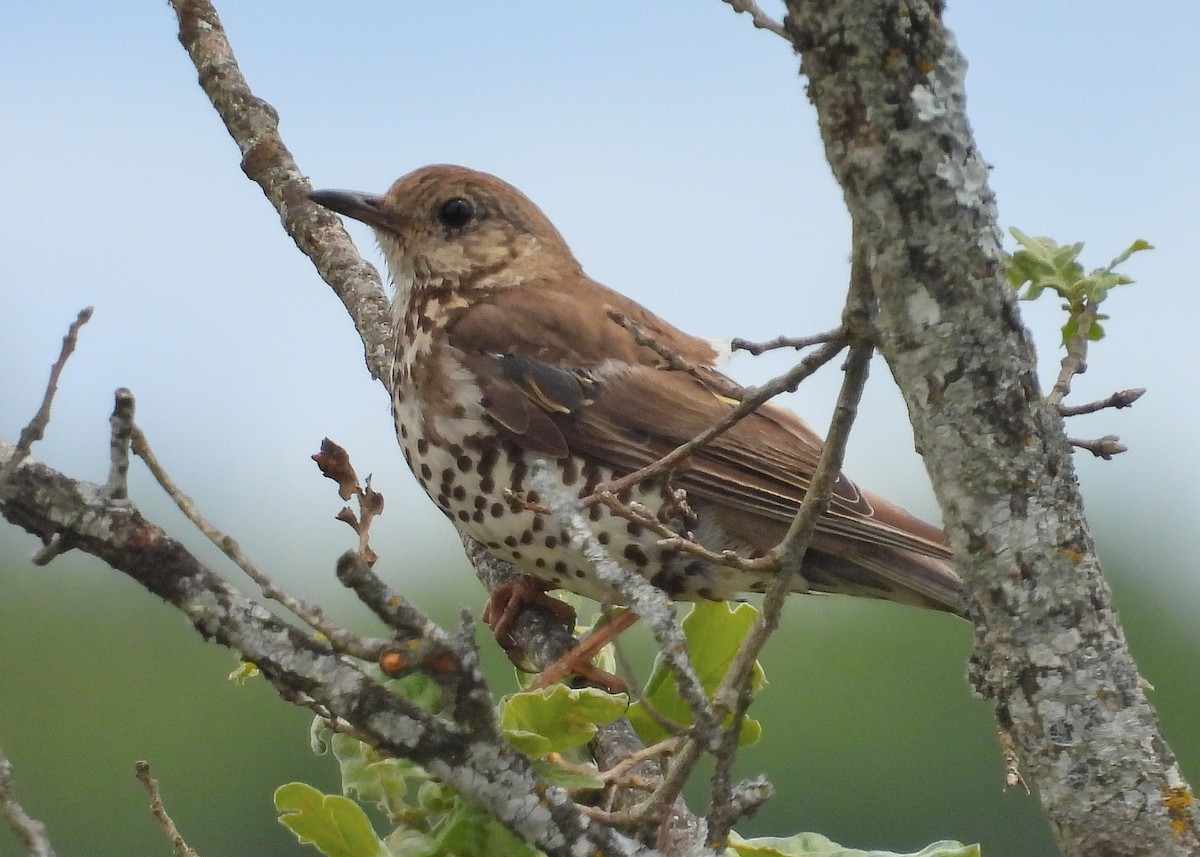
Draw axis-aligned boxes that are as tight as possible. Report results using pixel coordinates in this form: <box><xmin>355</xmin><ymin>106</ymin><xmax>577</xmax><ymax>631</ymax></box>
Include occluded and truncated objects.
<box><xmin>437</xmin><ymin>197</ymin><xmax>475</xmax><ymax>229</ymax></box>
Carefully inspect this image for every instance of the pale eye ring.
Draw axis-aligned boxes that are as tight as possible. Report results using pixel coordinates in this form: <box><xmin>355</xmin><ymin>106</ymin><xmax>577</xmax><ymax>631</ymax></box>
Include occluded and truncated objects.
<box><xmin>437</xmin><ymin>197</ymin><xmax>475</xmax><ymax>228</ymax></box>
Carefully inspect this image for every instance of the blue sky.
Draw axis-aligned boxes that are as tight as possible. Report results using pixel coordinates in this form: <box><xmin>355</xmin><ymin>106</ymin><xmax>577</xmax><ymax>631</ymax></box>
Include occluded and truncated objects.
<box><xmin>3</xmin><ymin>5</ymin><xmax>1199</xmax><ymax>854</ymax></box>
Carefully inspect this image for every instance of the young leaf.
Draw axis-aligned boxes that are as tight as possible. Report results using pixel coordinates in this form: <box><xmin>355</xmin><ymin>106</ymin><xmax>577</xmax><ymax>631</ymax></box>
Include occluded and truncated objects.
<box><xmin>629</xmin><ymin>602</ymin><xmax>766</xmax><ymax>746</ymax></box>
<box><xmin>500</xmin><ymin>684</ymin><xmax>627</xmax><ymax>758</ymax></box>
<box><xmin>275</xmin><ymin>782</ymin><xmax>387</xmax><ymax>857</ymax></box>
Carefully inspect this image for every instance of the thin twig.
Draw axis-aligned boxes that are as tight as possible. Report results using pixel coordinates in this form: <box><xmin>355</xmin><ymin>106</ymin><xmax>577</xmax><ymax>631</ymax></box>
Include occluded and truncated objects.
<box><xmin>730</xmin><ymin>328</ymin><xmax>842</xmax><ymax>356</ymax></box>
<box><xmin>600</xmin><ymin>737</ymin><xmax>683</xmax><ymax>786</ymax></box>
<box><xmin>595</xmin><ymin>493</ymin><xmax>760</xmax><ymax>574</ymax></box>
<box><xmin>607</xmin><ymin>309</ymin><xmax>745</xmax><ymax>401</ymax></box>
<box><xmin>0</xmin><ymin>307</ymin><xmax>93</xmax><ymax>489</ymax></box>
<box><xmin>1068</xmin><ymin>435</ymin><xmax>1127</xmax><ymax>459</ymax></box>
<box><xmin>1058</xmin><ymin>387</ymin><xmax>1145</xmax><ymax>417</ymax></box>
<box><xmin>133</xmin><ymin>762</ymin><xmax>199</xmax><ymax>857</ymax></box>
<box><xmin>707</xmin><ymin>278</ymin><xmax>875</xmax><ymax>848</ymax></box>
<box><xmin>611</xmin><ymin>633</ymin><xmax>685</xmax><ymax>740</ymax></box>
<box><xmin>0</xmin><ymin>743</ymin><xmax>56</xmax><ymax>857</ymax></box>
<box><xmin>588</xmin><ymin>333</ymin><xmax>848</xmax><ymax>504</ymax></box>
<box><xmin>720</xmin><ymin>0</ymin><xmax>790</xmax><ymax>39</ymax></box>
<box><xmin>715</xmin><ymin>310</ymin><xmax>872</xmax><ymax>720</ymax></box>
<box><xmin>129</xmin><ymin>422</ymin><xmax>377</xmax><ymax>660</ymax></box>
<box><xmin>636</xmin><ymin>737</ymin><xmax>705</xmax><ymax>838</ymax></box>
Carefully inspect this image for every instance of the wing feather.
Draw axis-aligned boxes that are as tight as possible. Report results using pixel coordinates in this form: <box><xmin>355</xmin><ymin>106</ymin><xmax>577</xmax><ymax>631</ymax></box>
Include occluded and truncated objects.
<box><xmin>447</xmin><ymin>286</ymin><xmax>951</xmax><ymax>563</ymax></box>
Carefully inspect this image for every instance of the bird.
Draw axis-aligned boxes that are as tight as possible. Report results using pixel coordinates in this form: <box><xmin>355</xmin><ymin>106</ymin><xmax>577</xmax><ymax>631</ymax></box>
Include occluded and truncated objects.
<box><xmin>308</xmin><ymin>165</ymin><xmax>964</xmax><ymax>637</ymax></box>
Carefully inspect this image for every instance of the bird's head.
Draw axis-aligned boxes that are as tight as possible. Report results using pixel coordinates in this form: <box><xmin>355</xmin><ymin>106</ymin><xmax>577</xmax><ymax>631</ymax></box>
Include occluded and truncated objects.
<box><xmin>309</xmin><ymin>165</ymin><xmax>580</xmax><ymax>295</ymax></box>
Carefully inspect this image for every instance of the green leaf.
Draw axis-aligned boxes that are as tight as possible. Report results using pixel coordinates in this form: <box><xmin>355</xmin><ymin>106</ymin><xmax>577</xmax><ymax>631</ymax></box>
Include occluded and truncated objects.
<box><xmin>500</xmin><ymin>684</ymin><xmax>627</xmax><ymax>759</ymax></box>
<box><xmin>329</xmin><ymin>732</ymin><xmax>424</xmax><ymax>815</ymax></box>
<box><xmin>1106</xmin><ymin>238</ymin><xmax>1153</xmax><ymax>270</ymax></box>
<box><xmin>275</xmin><ymin>782</ymin><xmax>386</xmax><ymax>857</ymax></box>
<box><xmin>726</xmin><ymin>831</ymin><xmax>980</xmax><ymax>856</ymax></box>
<box><xmin>629</xmin><ymin>602</ymin><xmax>766</xmax><ymax>746</ymax></box>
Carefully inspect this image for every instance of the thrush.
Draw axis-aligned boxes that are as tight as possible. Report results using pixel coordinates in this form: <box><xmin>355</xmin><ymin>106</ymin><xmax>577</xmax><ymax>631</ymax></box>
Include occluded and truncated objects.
<box><xmin>308</xmin><ymin>165</ymin><xmax>964</xmax><ymax>628</ymax></box>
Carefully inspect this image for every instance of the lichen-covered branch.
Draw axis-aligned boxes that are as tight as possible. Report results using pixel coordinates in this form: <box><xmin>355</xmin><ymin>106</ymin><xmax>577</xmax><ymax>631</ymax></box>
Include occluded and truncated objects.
<box><xmin>0</xmin><ymin>438</ymin><xmax>654</xmax><ymax>857</ymax></box>
<box><xmin>169</xmin><ymin>0</ymin><xmax>392</xmax><ymax>381</ymax></box>
<box><xmin>782</xmin><ymin>1</ymin><xmax>1196</xmax><ymax>854</ymax></box>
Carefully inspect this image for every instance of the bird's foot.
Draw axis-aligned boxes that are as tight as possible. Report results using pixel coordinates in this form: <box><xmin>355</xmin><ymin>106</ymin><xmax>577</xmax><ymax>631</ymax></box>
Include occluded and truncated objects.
<box><xmin>482</xmin><ymin>574</ymin><xmax>577</xmax><ymax>664</ymax></box>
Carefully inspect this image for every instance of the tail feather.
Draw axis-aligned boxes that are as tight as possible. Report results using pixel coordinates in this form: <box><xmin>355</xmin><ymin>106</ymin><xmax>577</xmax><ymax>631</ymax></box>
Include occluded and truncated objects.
<box><xmin>801</xmin><ymin>542</ymin><xmax>965</xmax><ymax>616</ymax></box>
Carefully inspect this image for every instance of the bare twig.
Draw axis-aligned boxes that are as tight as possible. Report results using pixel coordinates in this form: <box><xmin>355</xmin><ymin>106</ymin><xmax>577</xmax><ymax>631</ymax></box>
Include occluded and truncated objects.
<box><xmin>637</xmin><ymin>737</ymin><xmax>705</xmax><ymax>838</ymax></box>
<box><xmin>0</xmin><ymin>307</ymin><xmax>93</xmax><ymax>489</ymax></box>
<box><xmin>607</xmin><ymin>309</ymin><xmax>745</xmax><ymax>401</ymax></box>
<box><xmin>595</xmin><ymin>493</ymin><xmax>761</xmax><ymax>574</ymax></box>
<box><xmin>704</xmin><ymin>258</ymin><xmax>875</xmax><ymax>849</ymax></box>
<box><xmin>588</xmin><ymin>333</ymin><xmax>847</xmax><ymax>503</ymax></box>
<box><xmin>1068</xmin><ymin>435</ymin><xmax>1127</xmax><ymax>460</ymax></box>
<box><xmin>720</xmin><ymin>0</ymin><xmax>789</xmax><ymax>39</ymax></box>
<box><xmin>0</xmin><ymin>743</ymin><xmax>56</xmax><ymax>857</ymax></box>
<box><xmin>599</xmin><ymin>737</ymin><xmax>683</xmax><ymax>787</ymax></box>
<box><xmin>128</xmin><ymin>420</ymin><xmax>377</xmax><ymax>659</ymax></box>
<box><xmin>710</xmin><ymin>327</ymin><xmax>874</xmax><ymax>848</ymax></box>
<box><xmin>730</xmin><ymin>328</ymin><xmax>843</xmax><ymax>355</ymax></box>
<box><xmin>134</xmin><ymin>762</ymin><xmax>200</xmax><ymax>857</ymax></box>
<box><xmin>1058</xmin><ymin>388</ymin><xmax>1145</xmax><ymax>417</ymax></box>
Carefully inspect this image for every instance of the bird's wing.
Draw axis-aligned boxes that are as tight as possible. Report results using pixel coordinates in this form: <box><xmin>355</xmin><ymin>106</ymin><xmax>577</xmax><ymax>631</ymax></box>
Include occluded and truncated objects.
<box><xmin>448</xmin><ymin>288</ymin><xmax>951</xmax><ymax>562</ymax></box>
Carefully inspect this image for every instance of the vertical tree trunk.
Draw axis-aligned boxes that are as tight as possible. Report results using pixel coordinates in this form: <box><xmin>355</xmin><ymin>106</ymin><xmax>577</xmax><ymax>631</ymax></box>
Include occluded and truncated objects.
<box><xmin>783</xmin><ymin>2</ymin><xmax>1197</xmax><ymax>855</ymax></box>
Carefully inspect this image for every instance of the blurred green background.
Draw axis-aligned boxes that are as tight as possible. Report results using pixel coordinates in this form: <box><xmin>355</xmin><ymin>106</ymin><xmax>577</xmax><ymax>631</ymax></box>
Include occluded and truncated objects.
<box><xmin>3</xmin><ymin>3</ymin><xmax>1198</xmax><ymax>856</ymax></box>
<box><xmin>2</xmin><ymin>533</ymin><xmax>1196</xmax><ymax>857</ymax></box>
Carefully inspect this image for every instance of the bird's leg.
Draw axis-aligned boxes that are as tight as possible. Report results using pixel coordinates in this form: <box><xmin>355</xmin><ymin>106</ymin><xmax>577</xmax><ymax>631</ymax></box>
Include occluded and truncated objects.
<box><xmin>527</xmin><ymin>609</ymin><xmax>641</xmax><ymax>693</ymax></box>
<box><xmin>482</xmin><ymin>576</ymin><xmax>636</xmax><ymax>692</ymax></box>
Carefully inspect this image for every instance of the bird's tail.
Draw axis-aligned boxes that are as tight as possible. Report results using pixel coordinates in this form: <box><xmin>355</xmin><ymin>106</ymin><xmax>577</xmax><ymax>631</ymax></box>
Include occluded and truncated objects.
<box><xmin>800</xmin><ymin>540</ymin><xmax>966</xmax><ymax>616</ymax></box>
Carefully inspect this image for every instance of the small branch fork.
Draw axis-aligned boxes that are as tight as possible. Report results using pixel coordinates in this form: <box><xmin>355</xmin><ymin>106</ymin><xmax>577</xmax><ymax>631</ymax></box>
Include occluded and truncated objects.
<box><xmin>1046</xmin><ymin>302</ymin><xmax>1144</xmax><ymax>457</ymax></box>
<box><xmin>0</xmin><ymin>413</ymin><xmax>638</xmax><ymax>857</ymax></box>
<box><xmin>587</xmin><ymin>329</ymin><xmax>849</xmax><ymax>507</ymax></box>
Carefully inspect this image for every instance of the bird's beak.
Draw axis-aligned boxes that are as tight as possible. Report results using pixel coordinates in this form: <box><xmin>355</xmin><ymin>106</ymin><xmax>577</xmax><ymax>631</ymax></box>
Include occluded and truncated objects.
<box><xmin>308</xmin><ymin>189</ymin><xmax>392</xmax><ymax>229</ymax></box>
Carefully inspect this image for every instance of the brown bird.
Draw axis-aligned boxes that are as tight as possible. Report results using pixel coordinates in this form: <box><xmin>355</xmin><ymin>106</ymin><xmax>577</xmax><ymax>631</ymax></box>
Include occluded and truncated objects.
<box><xmin>308</xmin><ymin>165</ymin><xmax>963</xmax><ymax>627</ymax></box>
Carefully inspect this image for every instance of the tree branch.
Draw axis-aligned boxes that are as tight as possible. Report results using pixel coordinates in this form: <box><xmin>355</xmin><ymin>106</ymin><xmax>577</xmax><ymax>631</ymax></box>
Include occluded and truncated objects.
<box><xmin>169</xmin><ymin>0</ymin><xmax>392</xmax><ymax>381</ymax></box>
<box><xmin>0</xmin><ymin>439</ymin><xmax>654</xmax><ymax>857</ymax></box>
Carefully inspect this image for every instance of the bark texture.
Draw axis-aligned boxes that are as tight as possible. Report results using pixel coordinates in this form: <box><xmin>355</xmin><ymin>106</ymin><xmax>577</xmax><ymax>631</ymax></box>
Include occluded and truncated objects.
<box><xmin>783</xmin><ymin>2</ymin><xmax>1197</xmax><ymax>854</ymax></box>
